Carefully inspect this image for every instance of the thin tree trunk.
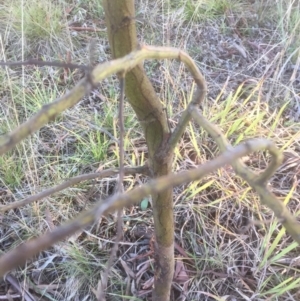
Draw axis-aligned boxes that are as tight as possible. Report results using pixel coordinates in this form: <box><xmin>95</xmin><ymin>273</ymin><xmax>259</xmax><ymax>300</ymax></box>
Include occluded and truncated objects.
<box><xmin>102</xmin><ymin>1</ymin><xmax>174</xmax><ymax>300</ymax></box>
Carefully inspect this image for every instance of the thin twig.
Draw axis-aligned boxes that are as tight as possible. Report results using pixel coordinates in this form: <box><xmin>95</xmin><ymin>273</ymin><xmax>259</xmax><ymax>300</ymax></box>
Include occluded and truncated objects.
<box><xmin>0</xmin><ymin>165</ymin><xmax>149</xmax><ymax>212</ymax></box>
<box><xmin>117</xmin><ymin>73</ymin><xmax>126</xmax><ymax>193</ymax></box>
<box><xmin>69</xmin><ymin>26</ymin><xmax>105</xmax><ymax>32</ymax></box>
<box><xmin>98</xmin><ymin>74</ymin><xmax>126</xmax><ymax>301</ymax></box>
<box><xmin>0</xmin><ymin>59</ymin><xmax>89</xmax><ymax>71</ymax></box>
<box><xmin>162</xmin><ymin>84</ymin><xmax>206</xmax><ymax>160</ymax></box>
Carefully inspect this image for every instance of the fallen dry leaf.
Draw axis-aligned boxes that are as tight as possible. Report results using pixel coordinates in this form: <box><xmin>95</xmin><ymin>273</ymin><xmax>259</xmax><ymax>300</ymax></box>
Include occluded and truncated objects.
<box><xmin>174</xmin><ymin>259</ymin><xmax>189</xmax><ymax>284</ymax></box>
<box><xmin>120</xmin><ymin>258</ymin><xmax>136</xmax><ymax>279</ymax></box>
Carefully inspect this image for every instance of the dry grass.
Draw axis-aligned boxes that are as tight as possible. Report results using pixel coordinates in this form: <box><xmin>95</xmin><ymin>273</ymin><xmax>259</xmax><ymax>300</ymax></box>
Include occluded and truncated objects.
<box><xmin>0</xmin><ymin>0</ymin><xmax>300</xmax><ymax>300</ymax></box>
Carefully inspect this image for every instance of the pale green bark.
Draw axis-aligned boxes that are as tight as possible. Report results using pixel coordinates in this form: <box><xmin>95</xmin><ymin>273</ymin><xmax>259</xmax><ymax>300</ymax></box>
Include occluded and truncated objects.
<box><xmin>102</xmin><ymin>1</ymin><xmax>174</xmax><ymax>299</ymax></box>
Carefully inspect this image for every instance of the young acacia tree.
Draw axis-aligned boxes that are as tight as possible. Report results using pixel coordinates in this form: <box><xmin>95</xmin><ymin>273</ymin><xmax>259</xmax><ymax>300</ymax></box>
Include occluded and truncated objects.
<box><xmin>102</xmin><ymin>1</ymin><xmax>185</xmax><ymax>299</ymax></box>
<box><xmin>0</xmin><ymin>0</ymin><xmax>300</xmax><ymax>300</ymax></box>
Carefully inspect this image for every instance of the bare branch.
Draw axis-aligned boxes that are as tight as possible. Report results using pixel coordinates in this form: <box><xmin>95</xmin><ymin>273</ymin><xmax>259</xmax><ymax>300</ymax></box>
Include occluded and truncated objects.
<box><xmin>0</xmin><ymin>45</ymin><xmax>206</xmax><ymax>155</ymax></box>
<box><xmin>191</xmin><ymin>108</ymin><xmax>300</xmax><ymax>244</ymax></box>
<box><xmin>0</xmin><ymin>165</ymin><xmax>149</xmax><ymax>213</ymax></box>
<box><xmin>0</xmin><ymin>59</ymin><xmax>89</xmax><ymax>71</ymax></box>
<box><xmin>98</xmin><ymin>74</ymin><xmax>126</xmax><ymax>300</ymax></box>
<box><xmin>0</xmin><ymin>77</ymin><xmax>92</xmax><ymax>155</ymax></box>
<box><xmin>164</xmin><ymin>87</ymin><xmax>206</xmax><ymax>156</ymax></box>
<box><xmin>0</xmin><ymin>138</ymin><xmax>284</xmax><ymax>277</ymax></box>
<box><xmin>117</xmin><ymin>74</ymin><xmax>126</xmax><ymax>193</ymax></box>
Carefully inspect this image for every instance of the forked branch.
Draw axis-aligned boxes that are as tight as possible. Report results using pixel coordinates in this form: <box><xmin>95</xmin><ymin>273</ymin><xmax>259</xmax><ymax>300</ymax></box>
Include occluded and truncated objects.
<box><xmin>191</xmin><ymin>108</ymin><xmax>300</xmax><ymax>243</ymax></box>
<box><xmin>0</xmin><ymin>45</ymin><xmax>206</xmax><ymax>156</ymax></box>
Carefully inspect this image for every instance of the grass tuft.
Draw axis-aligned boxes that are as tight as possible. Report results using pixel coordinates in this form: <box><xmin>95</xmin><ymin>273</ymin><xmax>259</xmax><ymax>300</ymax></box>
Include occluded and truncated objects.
<box><xmin>12</xmin><ymin>0</ymin><xmax>63</xmax><ymax>40</ymax></box>
<box><xmin>181</xmin><ymin>0</ymin><xmax>242</xmax><ymax>23</ymax></box>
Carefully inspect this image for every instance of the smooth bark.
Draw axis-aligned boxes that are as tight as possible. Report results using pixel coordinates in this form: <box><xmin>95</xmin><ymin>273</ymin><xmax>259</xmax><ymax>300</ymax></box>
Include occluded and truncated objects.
<box><xmin>102</xmin><ymin>1</ymin><xmax>174</xmax><ymax>299</ymax></box>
